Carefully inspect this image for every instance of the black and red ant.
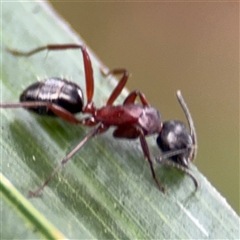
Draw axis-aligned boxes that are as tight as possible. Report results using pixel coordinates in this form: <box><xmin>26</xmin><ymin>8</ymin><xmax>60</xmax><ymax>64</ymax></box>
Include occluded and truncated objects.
<box><xmin>1</xmin><ymin>44</ymin><xmax>198</xmax><ymax>197</ymax></box>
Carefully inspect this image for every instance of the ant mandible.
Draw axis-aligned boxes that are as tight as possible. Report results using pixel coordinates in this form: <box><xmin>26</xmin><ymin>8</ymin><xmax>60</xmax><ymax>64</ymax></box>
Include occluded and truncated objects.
<box><xmin>1</xmin><ymin>44</ymin><xmax>198</xmax><ymax>197</ymax></box>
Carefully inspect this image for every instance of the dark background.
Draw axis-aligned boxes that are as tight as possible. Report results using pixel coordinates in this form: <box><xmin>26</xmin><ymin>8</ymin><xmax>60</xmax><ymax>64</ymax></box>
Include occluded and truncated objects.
<box><xmin>49</xmin><ymin>2</ymin><xmax>239</xmax><ymax>214</ymax></box>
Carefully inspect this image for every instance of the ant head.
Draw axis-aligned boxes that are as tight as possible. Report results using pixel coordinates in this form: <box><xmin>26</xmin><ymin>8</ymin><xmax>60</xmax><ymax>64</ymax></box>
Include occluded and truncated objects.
<box><xmin>157</xmin><ymin>120</ymin><xmax>194</xmax><ymax>167</ymax></box>
<box><xmin>156</xmin><ymin>91</ymin><xmax>197</xmax><ymax>168</ymax></box>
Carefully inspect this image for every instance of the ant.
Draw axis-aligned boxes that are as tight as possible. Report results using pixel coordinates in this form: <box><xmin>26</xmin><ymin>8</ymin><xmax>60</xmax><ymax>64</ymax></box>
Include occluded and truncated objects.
<box><xmin>1</xmin><ymin>44</ymin><xmax>198</xmax><ymax>197</ymax></box>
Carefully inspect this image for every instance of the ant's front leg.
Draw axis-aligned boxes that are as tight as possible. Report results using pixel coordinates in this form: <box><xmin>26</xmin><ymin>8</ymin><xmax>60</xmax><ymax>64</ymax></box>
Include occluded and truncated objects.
<box><xmin>155</xmin><ymin>153</ymin><xmax>199</xmax><ymax>190</ymax></box>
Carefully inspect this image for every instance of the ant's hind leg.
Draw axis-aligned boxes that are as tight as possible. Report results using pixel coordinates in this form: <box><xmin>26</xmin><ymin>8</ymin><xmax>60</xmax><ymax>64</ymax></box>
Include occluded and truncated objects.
<box><xmin>7</xmin><ymin>44</ymin><xmax>95</xmax><ymax>107</ymax></box>
<box><xmin>7</xmin><ymin>44</ymin><xmax>86</xmax><ymax>57</ymax></box>
<box><xmin>0</xmin><ymin>101</ymin><xmax>80</xmax><ymax>124</ymax></box>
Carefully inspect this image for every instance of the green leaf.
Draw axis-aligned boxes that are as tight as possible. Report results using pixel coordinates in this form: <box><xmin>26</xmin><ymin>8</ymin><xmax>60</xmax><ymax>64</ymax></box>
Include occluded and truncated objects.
<box><xmin>1</xmin><ymin>1</ymin><xmax>239</xmax><ymax>239</ymax></box>
<box><xmin>1</xmin><ymin>173</ymin><xmax>66</xmax><ymax>239</ymax></box>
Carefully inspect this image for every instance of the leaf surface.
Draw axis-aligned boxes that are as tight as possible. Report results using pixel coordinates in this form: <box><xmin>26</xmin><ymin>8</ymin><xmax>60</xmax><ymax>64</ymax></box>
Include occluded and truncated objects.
<box><xmin>1</xmin><ymin>1</ymin><xmax>239</xmax><ymax>239</ymax></box>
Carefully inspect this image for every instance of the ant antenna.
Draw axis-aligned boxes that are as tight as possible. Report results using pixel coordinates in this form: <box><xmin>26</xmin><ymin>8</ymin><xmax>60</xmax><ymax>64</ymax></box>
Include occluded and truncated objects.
<box><xmin>176</xmin><ymin>90</ymin><xmax>197</xmax><ymax>160</ymax></box>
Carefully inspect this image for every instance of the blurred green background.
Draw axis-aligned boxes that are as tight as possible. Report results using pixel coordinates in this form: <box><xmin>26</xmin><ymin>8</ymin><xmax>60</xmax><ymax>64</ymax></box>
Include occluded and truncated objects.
<box><xmin>49</xmin><ymin>2</ymin><xmax>239</xmax><ymax>214</ymax></box>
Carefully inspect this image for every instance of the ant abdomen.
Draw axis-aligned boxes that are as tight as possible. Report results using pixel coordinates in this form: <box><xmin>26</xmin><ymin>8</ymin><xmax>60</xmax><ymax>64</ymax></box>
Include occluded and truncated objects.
<box><xmin>20</xmin><ymin>78</ymin><xmax>84</xmax><ymax>116</ymax></box>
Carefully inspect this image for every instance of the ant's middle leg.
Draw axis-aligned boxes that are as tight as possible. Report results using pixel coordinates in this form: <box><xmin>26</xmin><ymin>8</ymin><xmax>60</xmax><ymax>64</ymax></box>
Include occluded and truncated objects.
<box><xmin>28</xmin><ymin>120</ymin><xmax>110</xmax><ymax>197</ymax></box>
<box><xmin>28</xmin><ymin>124</ymin><xmax>104</xmax><ymax>197</ymax></box>
<box><xmin>123</xmin><ymin>90</ymin><xmax>150</xmax><ymax>107</ymax></box>
<box><xmin>102</xmin><ymin>68</ymin><xmax>149</xmax><ymax>107</ymax></box>
<box><xmin>104</xmin><ymin>69</ymin><xmax>130</xmax><ymax>106</ymax></box>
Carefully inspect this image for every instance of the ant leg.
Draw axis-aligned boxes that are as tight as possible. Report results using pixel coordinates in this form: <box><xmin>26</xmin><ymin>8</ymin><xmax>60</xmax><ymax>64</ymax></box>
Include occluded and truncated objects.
<box><xmin>0</xmin><ymin>101</ymin><xmax>80</xmax><ymax>124</ymax></box>
<box><xmin>46</xmin><ymin>104</ymin><xmax>81</xmax><ymax>124</ymax></box>
<box><xmin>138</xmin><ymin>130</ymin><xmax>165</xmax><ymax>193</ymax></box>
<box><xmin>155</xmin><ymin>153</ymin><xmax>199</xmax><ymax>190</ymax></box>
<box><xmin>104</xmin><ymin>69</ymin><xmax>148</xmax><ymax>107</ymax></box>
<box><xmin>163</xmin><ymin>160</ymin><xmax>198</xmax><ymax>190</ymax></box>
<box><xmin>7</xmin><ymin>44</ymin><xmax>94</xmax><ymax>107</ymax></box>
<box><xmin>0</xmin><ymin>101</ymin><xmax>48</xmax><ymax>108</ymax></box>
<box><xmin>105</xmin><ymin>69</ymin><xmax>129</xmax><ymax>106</ymax></box>
<box><xmin>123</xmin><ymin>90</ymin><xmax>150</xmax><ymax>106</ymax></box>
<box><xmin>28</xmin><ymin>124</ymin><xmax>109</xmax><ymax>197</ymax></box>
